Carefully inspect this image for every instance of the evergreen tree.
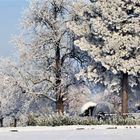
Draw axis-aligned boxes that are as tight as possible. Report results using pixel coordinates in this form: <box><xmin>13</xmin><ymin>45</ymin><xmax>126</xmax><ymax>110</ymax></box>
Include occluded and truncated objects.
<box><xmin>68</xmin><ymin>0</ymin><xmax>140</xmax><ymax>114</ymax></box>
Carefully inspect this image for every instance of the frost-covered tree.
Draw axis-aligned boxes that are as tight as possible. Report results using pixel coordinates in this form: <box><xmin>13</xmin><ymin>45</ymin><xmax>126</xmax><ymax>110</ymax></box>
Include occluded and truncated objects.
<box><xmin>13</xmin><ymin>0</ymin><xmax>90</xmax><ymax>114</ymax></box>
<box><xmin>68</xmin><ymin>0</ymin><xmax>140</xmax><ymax>113</ymax></box>
<box><xmin>66</xmin><ymin>84</ymin><xmax>94</xmax><ymax>115</ymax></box>
<box><xmin>0</xmin><ymin>58</ymin><xmax>54</xmax><ymax>126</ymax></box>
<box><xmin>0</xmin><ymin>58</ymin><xmax>28</xmax><ymax>120</ymax></box>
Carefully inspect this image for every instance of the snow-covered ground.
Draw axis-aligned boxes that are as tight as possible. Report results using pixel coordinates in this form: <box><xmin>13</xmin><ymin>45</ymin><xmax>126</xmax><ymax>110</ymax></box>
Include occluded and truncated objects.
<box><xmin>0</xmin><ymin>125</ymin><xmax>140</xmax><ymax>140</ymax></box>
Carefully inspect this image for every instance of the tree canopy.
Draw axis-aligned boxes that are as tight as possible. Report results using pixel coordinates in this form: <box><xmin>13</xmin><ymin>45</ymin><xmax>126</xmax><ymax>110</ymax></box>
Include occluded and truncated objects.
<box><xmin>69</xmin><ymin>0</ymin><xmax>140</xmax><ymax>76</ymax></box>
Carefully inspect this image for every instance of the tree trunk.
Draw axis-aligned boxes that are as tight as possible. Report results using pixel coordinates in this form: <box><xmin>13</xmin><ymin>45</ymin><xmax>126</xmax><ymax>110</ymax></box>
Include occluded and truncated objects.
<box><xmin>0</xmin><ymin>117</ymin><xmax>3</xmax><ymax>127</ymax></box>
<box><xmin>55</xmin><ymin>44</ymin><xmax>64</xmax><ymax>114</ymax></box>
<box><xmin>53</xmin><ymin>7</ymin><xmax>64</xmax><ymax>114</ymax></box>
<box><xmin>121</xmin><ymin>72</ymin><xmax>129</xmax><ymax>114</ymax></box>
<box><xmin>56</xmin><ymin>99</ymin><xmax>64</xmax><ymax>115</ymax></box>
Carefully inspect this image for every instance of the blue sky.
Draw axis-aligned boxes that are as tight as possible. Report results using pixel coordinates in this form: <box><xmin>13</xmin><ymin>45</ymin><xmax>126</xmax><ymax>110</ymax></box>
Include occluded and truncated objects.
<box><xmin>0</xmin><ymin>0</ymin><xmax>27</xmax><ymax>57</ymax></box>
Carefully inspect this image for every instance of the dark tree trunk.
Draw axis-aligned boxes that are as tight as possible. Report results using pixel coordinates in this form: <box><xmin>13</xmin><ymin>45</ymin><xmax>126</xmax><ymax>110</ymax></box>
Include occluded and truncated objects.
<box><xmin>14</xmin><ymin>118</ymin><xmax>17</xmax><ymax>127</ymax></box>
<box><xmin>121</xmin><ymin>73</ymin><xmax>129</xmax><ymax>114</ymax></box>
<box><xmin>0</xmin><ymin>117</ymin><xmax>3</xmax><ymax>127</ymax></box>
<box><xmin>56</xmin><ymin>98</ymin><xmax>64</xmax><ymax>115</ymax></box>
<box><xmin>53</xmin><ymin>6</ymin><xmax>65</xmax><ymax>114</ymax></box>
<box><xmin>55</xmin><ymin>44</ymin><xmax>64</xmax><ymax>114</ymax></box>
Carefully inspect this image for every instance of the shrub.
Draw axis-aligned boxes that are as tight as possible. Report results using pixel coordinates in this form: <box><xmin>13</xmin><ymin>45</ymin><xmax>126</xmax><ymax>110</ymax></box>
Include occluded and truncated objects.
<box><xmin>27</xmin><ymin>114</ymin><xmax>38</xmax><ymax>126</ymax></box>
<box><xmin>27</xmin><ymin>114</ymin><xmax>140</xmax><ymax>126</ymax></box>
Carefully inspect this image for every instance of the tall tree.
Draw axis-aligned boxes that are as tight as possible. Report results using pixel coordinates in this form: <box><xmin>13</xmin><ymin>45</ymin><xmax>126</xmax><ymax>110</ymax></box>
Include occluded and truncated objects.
<box><xmin>13</xmin><ymin>0</ymin><xmax>90</xmax><ymax>114</ymax></box>
<box><xmin>68</xmin><ymin>0</ymin><xmax>140</xmax><ymax>114</ymax></box>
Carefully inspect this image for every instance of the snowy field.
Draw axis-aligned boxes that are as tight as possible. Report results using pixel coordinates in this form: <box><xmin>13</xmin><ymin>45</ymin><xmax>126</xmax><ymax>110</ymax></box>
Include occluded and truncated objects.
<box><xmin>0</xmin><ymin>126</ymin><xmax>140</xmax><ymax>140</ymax></box>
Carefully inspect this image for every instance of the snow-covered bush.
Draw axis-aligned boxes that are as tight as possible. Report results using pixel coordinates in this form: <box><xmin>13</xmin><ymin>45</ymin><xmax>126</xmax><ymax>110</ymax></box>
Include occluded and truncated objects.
<box><xmin>93</xmin><ymin>102</ymin><xmax>114</xmax><ymax>120</ymax></box>
<box><xmin>27</xmin><ymin>114</ymin><xmax>140</xmax><ymax>126</ymax></box>
<box><xmin>80</xmin><ymin>101</ymin><xmax>114</xmax><ymax>120</ymax></box>
<box><xmin>35</xmin><ymin>114</ymin><xmax>101</xmax><ymax>126</ymax></box>
<box><xmin>80</xmin><ymin>101</ymin><xmax>97</xmax><ymax>116</ymax></box>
